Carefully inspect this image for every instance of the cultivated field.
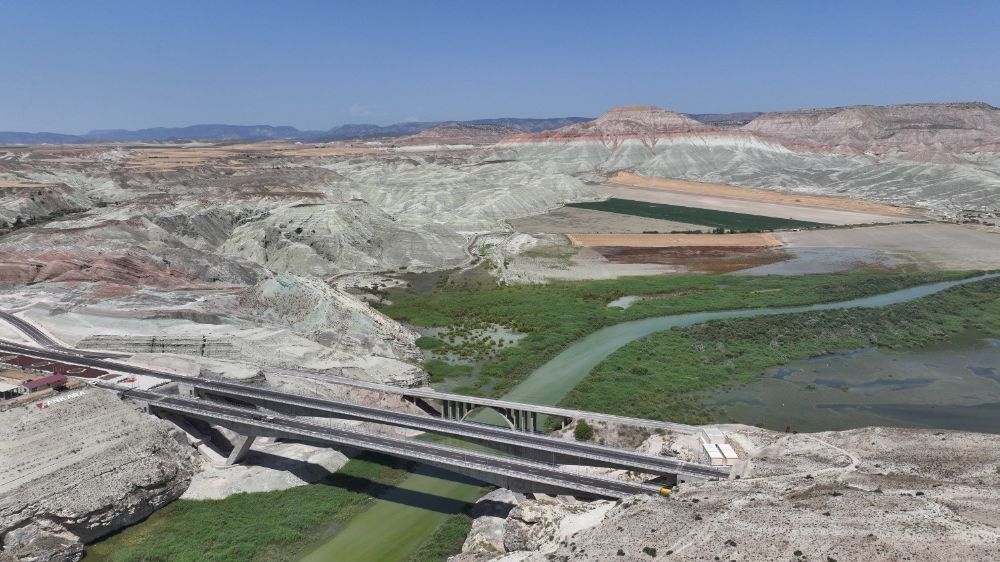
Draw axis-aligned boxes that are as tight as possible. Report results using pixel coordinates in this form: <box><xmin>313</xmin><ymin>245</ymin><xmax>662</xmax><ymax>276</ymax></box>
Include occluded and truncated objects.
<box><xmin>609</xmin><ymin>172</ymin><xmax>918</xmax><ymax>216</ymax></box>
<box><xmin>508</xmin><ymin>206</ymin><xmax>706</xmax><ymax>234</ymax></box>
<box><xmin>601</xmin><ymin>172</ymin><xmax>920</xmax><ymax>225</ymax></box>
<box><xmin>567</xmin><ymin>232</ymin><xmax>782</xmax><ymax>248</ymax></box>
<box><xmin>0</xmin><ymin>180</ymin><xmax>61</xmax><ymax>189</ymax></box>
<box><xmin>567</xmin><ymin>197</ymin><xmax>823</xmax><ymax>231</ymax></box>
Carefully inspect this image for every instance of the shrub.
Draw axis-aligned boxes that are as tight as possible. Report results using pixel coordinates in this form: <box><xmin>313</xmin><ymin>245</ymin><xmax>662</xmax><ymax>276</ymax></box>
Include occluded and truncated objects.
<box><xmin>574</xmin><ymin>419</ymin><xmax>594</xmax><ymax>441</ymax></box>
<box><xmin>415</xmin><ymin>335</ymin><xmax>444</xmax><ymax>350</ymax></box>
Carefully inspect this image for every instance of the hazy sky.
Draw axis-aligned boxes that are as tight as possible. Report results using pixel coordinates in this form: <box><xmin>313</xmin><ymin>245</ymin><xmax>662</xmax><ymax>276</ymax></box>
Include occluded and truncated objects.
<box><xmin>1</xmin><ymin>0</ymin><xmax>998</xmax><ymax>133</ymax></box>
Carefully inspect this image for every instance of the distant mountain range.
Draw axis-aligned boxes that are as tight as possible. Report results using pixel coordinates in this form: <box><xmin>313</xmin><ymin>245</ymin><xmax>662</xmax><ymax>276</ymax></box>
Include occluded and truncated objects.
<box><xmin>0</xmin><ymin>117</ymin><xmax>593</xmax><ymax>145</ymax></box>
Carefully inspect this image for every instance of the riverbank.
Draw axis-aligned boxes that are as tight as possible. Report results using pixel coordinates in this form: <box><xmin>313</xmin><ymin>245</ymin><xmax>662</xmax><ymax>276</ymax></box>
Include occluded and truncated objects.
<box><xmin>381</xmin><ymin>271</ymin><xmax>973</xmax><ymax>398</ymax></box>
<box><xmin>83</xmin><ymin>454</ymin><xmax>412</xmax><ymax>562</ymax></box>
<box><xmin>563</xmin><ymin>275</ymin><xmax>1000</xmax><ymax>423</ymax></box>
<box><xmin>83</xmin><ymin>271</ymin><xmax>993</xmax><ymax>561</ymax></box>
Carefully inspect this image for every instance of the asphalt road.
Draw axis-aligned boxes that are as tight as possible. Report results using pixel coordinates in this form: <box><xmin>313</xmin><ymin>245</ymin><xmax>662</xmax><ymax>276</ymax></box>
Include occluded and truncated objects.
<box><xmin>122</xmin><ymin>384</ymin><xmax>663</xmax><ymax>499</ymax></box>
<box><xmin>0</xmin><ymin>337</ymin><xmax>726</xmax><ymax>480</ymax></box>
<box><xmin>0</xmin><ymin>311</ymin><xmax>127</xmax><ymax>358</ymax></box>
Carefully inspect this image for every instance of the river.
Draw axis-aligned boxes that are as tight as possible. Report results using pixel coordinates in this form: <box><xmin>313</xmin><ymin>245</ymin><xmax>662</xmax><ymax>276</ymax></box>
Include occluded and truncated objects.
<box><xmin>304</xmin><ymin>272</ymin><xmax>997</xmax><ymax>560</ymax></box>
<box><xmin>706</xmin><ymin>331</ymin><xmax>1000</xmax><ymax>433</ymax></box>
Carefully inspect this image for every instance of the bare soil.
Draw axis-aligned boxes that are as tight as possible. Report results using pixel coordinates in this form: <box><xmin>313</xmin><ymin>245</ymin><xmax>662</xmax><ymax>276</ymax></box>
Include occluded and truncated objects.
<box><xmin>509</xmin><ymin>206</ymin><xmax>705</xmax><ymax>234</ymax></box>
<box><xmin>596</xmin><ymin>246</ymin><xmax>791</xmax><ymax>274</ymax></box>
<box><xmin>609</xmin><ymin>172</ymin><xmax>918</xmax><ymax>217</ymax></box>
<box><xmin>567</xmin><ymin>232</ymin><xmax>782</xmax><ymax>248</ymax></box>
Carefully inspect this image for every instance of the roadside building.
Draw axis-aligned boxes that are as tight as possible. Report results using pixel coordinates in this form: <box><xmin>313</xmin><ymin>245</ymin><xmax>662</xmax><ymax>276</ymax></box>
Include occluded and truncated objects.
<box><xmin>0</xmin><ymin>380</ymin><xmax>19</xmax><ymax>399</ymax></box>
<box><xmin>16</xmin><ymin>374</ymin><xmax>68</xmax><ymax>394</ymax></box>
<box><xmin>0</xmin><ymin>354</ymin><xmax>106</xmax><ymax>378</ymax></box>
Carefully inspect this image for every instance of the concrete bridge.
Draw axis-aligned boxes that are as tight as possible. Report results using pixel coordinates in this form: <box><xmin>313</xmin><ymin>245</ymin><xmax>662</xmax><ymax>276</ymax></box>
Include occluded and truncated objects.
<box><xmin>118</xmin><ymin>384</ymin><xmax>669</xmax><ymax>499</ymax></box>
<box><xmin>266</xmin><ymin>366</ymin><xmax>700</xmax><ymax>434</ymax></box>
<box><xmin>181</xmin><ymin>378</ymin><xmax>725</xmax><ymax>480</ymax></box>
<box><xmin>0</xmin><ymin>338</ymin><xmax>730</xmax><ymax>495</ymax></box>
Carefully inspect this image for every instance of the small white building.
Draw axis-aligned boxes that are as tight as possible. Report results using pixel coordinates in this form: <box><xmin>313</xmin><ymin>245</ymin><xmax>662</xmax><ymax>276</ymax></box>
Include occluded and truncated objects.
<box><xmin>0</xmin><ymin>381</ymin><xmax>19</xmax><ymax>400</ymax></box>
<box><xmin>699</xmin><ymin>427</ymin><xmax>726</xmax><ymax>445</ymax></box>
<box><xmin>699</xmin><ymin>428</ymin><xmax>740</xmax><ymax>466</ymax></box>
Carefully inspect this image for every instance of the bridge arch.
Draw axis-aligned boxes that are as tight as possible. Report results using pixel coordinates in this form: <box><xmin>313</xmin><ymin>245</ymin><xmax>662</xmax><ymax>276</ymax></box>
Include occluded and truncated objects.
<box><xmin>458</xmin><ymin>404</ymin><xmax>516</xmax><ymax>430</ymax></box>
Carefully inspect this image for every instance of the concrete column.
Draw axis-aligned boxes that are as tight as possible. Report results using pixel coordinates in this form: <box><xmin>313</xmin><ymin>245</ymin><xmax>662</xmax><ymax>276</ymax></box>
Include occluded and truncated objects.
<box><xmin>502</xmin><ymin>409</ymin><xmax>514</xmax><ymax>429</ymax></box>
<box><xmin>530</xmin><ymin>412</ymin><xmax>538</xmax><ymax>433</ymax></box>
<box><xmin>225</xmin><ymin>434</ymin><xmax>256</xmax><ymax>466</ymax></box>
<box><xmin>177</xmin><ymin>383</ymin><xmax>196</xmax><ymax>398</ymax></box>
<box><xmin>442</xmin><ymin>400</ymin><xmax>451</xmax><ymax>419</ymax></box>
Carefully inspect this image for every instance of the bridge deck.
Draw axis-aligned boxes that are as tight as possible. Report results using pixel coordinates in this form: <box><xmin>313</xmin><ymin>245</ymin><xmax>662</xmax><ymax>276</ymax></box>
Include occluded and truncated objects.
<box><xmin>197</xmin><ymin>381</ymin><xmax>726</xmax><ymax>480</ymax></box>
<box><xmin>0</xmin><ymin>338</ymin><xmax>724</xmax><ymax>483</ymax></box>
<box><xmin>124</xmin><ymin>385</ymin><xmax>664</xmax><ymax>499</ymax></box>
<box><xmin>267</xmin><ymin>367</ymin><xmax>699</xmax><ymax>434</ymax></box>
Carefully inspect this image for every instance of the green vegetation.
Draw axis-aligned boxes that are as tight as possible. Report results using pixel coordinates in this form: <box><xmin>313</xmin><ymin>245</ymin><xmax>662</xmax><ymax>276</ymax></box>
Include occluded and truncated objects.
<box><xmin>574</xmin><ymin>419</ymin><xmax>595</xmax><ymax>441</ymax></box>
<box><xmin>415</xmin><ymin>335</ymin><xmax>445</xmax><ymax>350</ymax></box>
<box><xmin>566</xmin><ymin>198</ymin><xmax>825</xmax><ymax>231</ymax></box>
<box><xmin>422</xmin><ymin>359</ymin><xmax>474</xmax><ymax>383</ymax></box>
<box><xmin>560</xmin><ymin>276</ymin><xmax>1000</xmax><ymax>423</ymax></box>
<box><xmin>383</xmin><ymin>271</ymin><xmax>969</xmax><ymax>398</ymax></box>
<box><xmin>84</xmin><ymin>454</ymin><xmax>411</xmax><ymax>562</ymax></box>
<box><xmin>422</xmin><ymin>324</ymin><xmax>516</xmax><ymax>364</ymax></box>
<box><xmin>405</xmin><ymin>514</ymin><xmax>474</xmax><ymax>562</ymax></box>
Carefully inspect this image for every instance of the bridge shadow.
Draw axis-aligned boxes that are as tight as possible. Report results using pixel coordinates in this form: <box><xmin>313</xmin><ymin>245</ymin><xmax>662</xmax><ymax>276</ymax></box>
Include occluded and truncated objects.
<box><xmin>247</xmin><ymin>448</ymin><xmax>492</xmax><ymax>515</ymax></box>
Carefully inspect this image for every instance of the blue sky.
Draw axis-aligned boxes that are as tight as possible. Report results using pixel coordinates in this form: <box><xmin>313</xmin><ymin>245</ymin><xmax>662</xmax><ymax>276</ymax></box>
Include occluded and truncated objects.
<box><xmin>1</xmin><ymin>0</ymin><xmax>998</xmax><ymax>133</ymax></box>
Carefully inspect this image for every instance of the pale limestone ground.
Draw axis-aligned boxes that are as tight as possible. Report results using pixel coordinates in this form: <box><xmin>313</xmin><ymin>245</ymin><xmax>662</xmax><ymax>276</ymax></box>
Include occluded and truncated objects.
<box><xmin>775</xmin><ymin>223</ymin><xmax>1000</xmax><ymax>270</ymax></box>
<box><xmin>0</xmin><ymin>391</ymin><xmax>197</xmax><ymax>560</ymax></box>
<box><xmin>455</xmin><ymin>425</ymin><xmax>1000</xmax><ymax>562</ymax></box>
<box><xmin>477</xmin><ymin>233</ymin><xmax>679</xmax><ymax>284</ymax></box>
<box><xmin>181</xmin><ymin>441</ymin><xmax>350</xmax><ymax>500</ymax></box>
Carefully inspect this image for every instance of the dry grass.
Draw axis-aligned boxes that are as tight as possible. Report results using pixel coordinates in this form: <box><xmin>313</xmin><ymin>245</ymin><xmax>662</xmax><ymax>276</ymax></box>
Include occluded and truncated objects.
<box><xmin>0</xmin><ymin>180</ymin><xmax>60</xmax><ymax>189</ymax></box>
<box><xmin>609</xmin><ymin>172</ymin><xmax>919</xmax><ymax>217</ymax></box>
<box><xmin>566</xmin><ymin>232</ymin><xmax>782</xmax><ymax>248</ymax></box>
<box><xmin>23</xmin><ymin>142</ymin><xmax>379</xmax><ymax>173</ymax></box>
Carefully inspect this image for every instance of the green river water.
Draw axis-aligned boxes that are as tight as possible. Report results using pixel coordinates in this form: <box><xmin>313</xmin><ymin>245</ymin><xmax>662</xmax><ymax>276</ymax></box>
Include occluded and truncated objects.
<box><xmin>302</xmin><ymin>272</ymin><xmax>999</xmax><ymax>561</ymax></box>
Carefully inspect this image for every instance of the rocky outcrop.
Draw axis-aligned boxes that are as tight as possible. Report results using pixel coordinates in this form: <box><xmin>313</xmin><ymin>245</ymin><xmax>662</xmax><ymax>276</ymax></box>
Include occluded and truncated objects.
<box><xmin>454</xmin><ymin>425</ymin><xmax>1000</xmax><ymax>561</ymax></box>
<box><xmin>0</xmin><ymin>391</ymin><xmax>197</xmax><ymax>561</ymax></box>
<box><xmin>237</xmin><ymin>274</ymin><xmax>420</xmax><ymax>360</ymax></box>
<box><xmin>0</xmin><ymin>217</ymin><xmax>264</xmax><ymax>288</ymax></box>
<box><xmin>503</xmin><ymin>105</ymin><xmax>713</xmax><ymax>150</ymax></box>
<box><xmin>461</xmin><ymin>489</ymin><xmax>523</xmax><ymax>555</ymax></box>
<box><xmin>75</xmin><ymin>334</ymin><xmax>241</xmax><ymax>359</ymax></box>
<box><xmin>492</xmin><ymin>103</ymin><xmax>1000</xmax><ymax>216</ymax></box>
<box><xmin>745</xmin><ymin>102</ymin><xmax>1000</xmax><ymax>153</ymax></box>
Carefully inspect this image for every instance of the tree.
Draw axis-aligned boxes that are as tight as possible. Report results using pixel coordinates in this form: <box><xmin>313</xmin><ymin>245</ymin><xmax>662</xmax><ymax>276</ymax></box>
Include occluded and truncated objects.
<box><xmin>574</xmin><ymin>419</ymin><xmax>594</xmax><ymax>441</ymax></box>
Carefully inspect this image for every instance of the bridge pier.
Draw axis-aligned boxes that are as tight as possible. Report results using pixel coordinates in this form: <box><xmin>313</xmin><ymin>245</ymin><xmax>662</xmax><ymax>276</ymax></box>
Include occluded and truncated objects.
<box><xmin>442</xmin><ymin>399</ymin><xmax>477</xmax><ymax>422</ymax></box>
<box><xmin>225</xmin><ymin>433</ymin><xmax>257</xmax><ymax>466</ymax></box>
<box><xmin>404</xmin><ymin>395</ymin><xmax>441</xmax><ymax>417</ymax></box>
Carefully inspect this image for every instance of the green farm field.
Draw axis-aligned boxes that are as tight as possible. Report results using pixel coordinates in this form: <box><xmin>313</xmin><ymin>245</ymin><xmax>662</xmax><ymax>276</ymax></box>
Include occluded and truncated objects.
<box><xmin>566</xmin><ymin>197</ymin><xmax>826</xmax><ymax>231</ymax></box>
